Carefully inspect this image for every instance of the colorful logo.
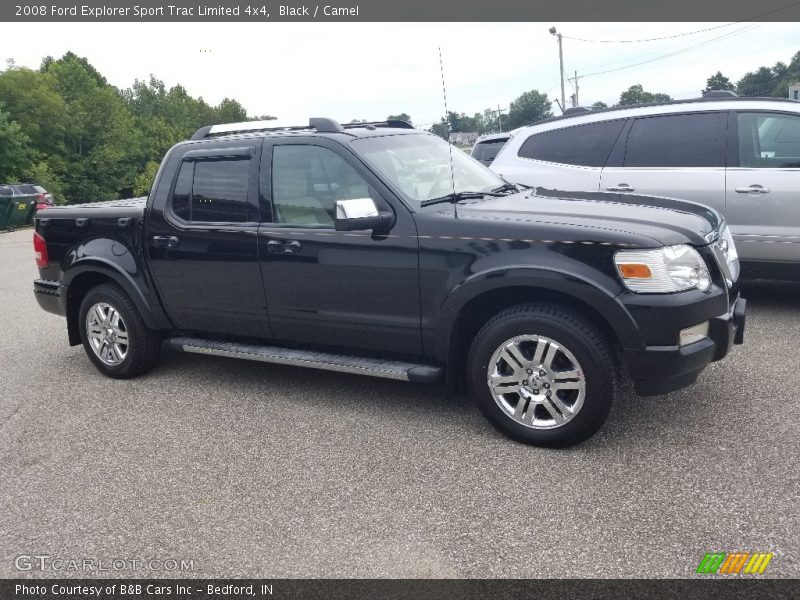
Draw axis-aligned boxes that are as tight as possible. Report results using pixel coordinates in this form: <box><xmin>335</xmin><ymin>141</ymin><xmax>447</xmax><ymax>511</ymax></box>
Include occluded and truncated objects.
<box><xmin>697</xmin><ymin>552</ymin><xmax>773</xmax><ymax>575</ymax></box>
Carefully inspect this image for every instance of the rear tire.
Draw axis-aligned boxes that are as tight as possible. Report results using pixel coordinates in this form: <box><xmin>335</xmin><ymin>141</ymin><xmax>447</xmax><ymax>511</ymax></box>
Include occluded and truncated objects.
<box><xmin>467</xmin><ymin>303</ymin><xmax>616</xmax><ymax>447</ymax></box>
<box><xmin>78</xmin><ymin>283</ymin><xmax>161</xmax><ymax>378</ymax></box>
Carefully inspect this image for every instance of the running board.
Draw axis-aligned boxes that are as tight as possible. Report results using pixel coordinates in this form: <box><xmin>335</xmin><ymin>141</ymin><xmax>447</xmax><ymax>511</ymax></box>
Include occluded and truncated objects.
<box><xmin>168</xmin><ymin>337</ymin><xmax>443</xmax><ymax>383</ymax></box>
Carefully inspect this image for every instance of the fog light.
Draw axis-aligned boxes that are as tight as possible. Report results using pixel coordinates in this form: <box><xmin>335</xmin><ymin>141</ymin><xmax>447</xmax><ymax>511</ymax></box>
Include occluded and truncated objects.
<box><xmin>679</xmin><ymin>322</ymin><xmax>709</xmax><ymax>346</ymax></box>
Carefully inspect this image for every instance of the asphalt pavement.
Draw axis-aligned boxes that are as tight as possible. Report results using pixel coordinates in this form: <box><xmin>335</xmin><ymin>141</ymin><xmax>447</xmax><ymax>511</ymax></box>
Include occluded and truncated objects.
<box><xmin>0</xmin><ymin>227</ymin><xmax>797</xmax><ymax>578</ymax></box>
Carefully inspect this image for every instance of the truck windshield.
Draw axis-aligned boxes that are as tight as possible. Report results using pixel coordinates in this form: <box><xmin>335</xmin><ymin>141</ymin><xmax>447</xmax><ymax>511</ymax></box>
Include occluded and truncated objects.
<box><xmin>351</xmin><ymin>133</ymin><xmax>505</xmax><ymax>204</ymax></box>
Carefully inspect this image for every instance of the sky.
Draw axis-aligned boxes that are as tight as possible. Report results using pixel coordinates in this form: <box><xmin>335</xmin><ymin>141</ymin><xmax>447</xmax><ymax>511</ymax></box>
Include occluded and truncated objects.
<box><xmin>2</xmin><ymin>21</ymin><xmax>799</xmax><ymax>128</ymax></box>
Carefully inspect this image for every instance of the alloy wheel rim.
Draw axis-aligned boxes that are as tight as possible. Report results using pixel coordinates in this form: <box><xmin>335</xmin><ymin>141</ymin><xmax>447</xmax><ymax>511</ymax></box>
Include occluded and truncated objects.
<box><xmin>487</xmin><ymin>334</ymin><xmax>586</xmax><ymax>429</ymax></box>
<box><xmin>86</xmin><ymin>302</ymin><xmax>129</xmax><ymax>366</ymax></box>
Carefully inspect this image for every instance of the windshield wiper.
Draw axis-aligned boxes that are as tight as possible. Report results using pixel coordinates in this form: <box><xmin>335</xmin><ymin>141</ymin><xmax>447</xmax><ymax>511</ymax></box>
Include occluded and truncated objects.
<box><xmin>491</xmin><ymin>182</ymin><xmax>520</xmax><ymax>194</ymax></box>
<box><xmin>420</xmin><ymin>190</ymin><xmax>506</xmax><ymax>208</ymax></box>
<box><xmin>491</xmin><ymin>179</ymin><xmax>534</xmax><ymax>194</ymax></box>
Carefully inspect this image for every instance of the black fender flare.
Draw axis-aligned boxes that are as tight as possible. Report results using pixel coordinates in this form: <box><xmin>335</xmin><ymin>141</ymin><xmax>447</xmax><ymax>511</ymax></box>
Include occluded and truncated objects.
<box><xmin>431</xmin><ymin>266</ymin><xmax>643</xmax><ymax>363</ymax></box>
<box><xmin>63</xmin><ymin>257</ymin><xmax>171</xmax><ymax>333</ymax></box>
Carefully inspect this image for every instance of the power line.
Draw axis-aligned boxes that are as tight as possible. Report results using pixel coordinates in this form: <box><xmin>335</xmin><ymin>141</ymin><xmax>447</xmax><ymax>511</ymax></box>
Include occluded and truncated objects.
<box><xmin>577</xmin><ymin>24</ymin><xmax>757</xmax><ymax>76</ymax></box>
<box><xmin>562</xmin><ymin>23</ymin><xmax>738</xmax><ymax>44</ymax></box>
<box><xmin>579</xmin><ymin>24</ymin><xmax>758</xmax><ymax>80</ymax></box>
<box><xmin>561</xmin><ymin>1</ymin><xmax>800</xmax><ymax>44</ymax></box>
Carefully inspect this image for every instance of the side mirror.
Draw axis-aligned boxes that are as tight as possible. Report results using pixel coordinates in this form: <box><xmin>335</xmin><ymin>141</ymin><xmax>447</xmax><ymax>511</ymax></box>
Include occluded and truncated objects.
<box><xmin>334</xmin><ymin>198</ymin><xmax>394</xmax><ymax>231</ymax></box>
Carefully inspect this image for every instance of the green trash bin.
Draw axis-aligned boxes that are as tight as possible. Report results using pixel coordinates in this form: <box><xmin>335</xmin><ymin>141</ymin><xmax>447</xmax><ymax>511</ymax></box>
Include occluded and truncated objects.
<box><xmin>0</xmin><ymin>196</ymin><xmax>12</xmax><ymax>230</ymax></box>
<box><xmin>5</xmin><ymin>195</ymin><xmax>38</xmax><ymax>231</ymax></box>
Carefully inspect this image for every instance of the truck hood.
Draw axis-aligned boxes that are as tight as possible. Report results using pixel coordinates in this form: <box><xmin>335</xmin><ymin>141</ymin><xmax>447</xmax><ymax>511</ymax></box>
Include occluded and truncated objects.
<box><xmin>455</xmin><ymin>188</ymin><xmax>720</xmax><ymax>247</ymax></box>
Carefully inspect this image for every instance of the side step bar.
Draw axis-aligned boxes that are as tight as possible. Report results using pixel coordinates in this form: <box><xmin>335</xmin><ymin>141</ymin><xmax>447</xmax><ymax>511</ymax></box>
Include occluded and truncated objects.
<box><xmin>168</xmin><ymin>337</ymin><xmax>443</xmax><ymax>383</ymax></box>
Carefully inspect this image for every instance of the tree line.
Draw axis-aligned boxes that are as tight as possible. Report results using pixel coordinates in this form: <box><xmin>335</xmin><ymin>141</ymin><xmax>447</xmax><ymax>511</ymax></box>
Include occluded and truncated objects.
<box><xmin>424</xmin><ymin>49</ymin><xmax>800</xmax><ymax>139</ymax></box>
<box><xmin>1</xmin><ymin>49</ymin><xmax>798</xmax><ymax>204</ymax></box>
<box><xmin>0</xmin><ymin>52</ymin><xmax>269</xmax><ymax>204</ymax></box>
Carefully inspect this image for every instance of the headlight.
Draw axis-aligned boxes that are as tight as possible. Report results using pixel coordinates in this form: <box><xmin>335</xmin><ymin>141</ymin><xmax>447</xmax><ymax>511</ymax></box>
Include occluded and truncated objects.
<box><xmin>615</xmin><ymin>244</ymin><xmax>711</xmax><ymax>293</ymax></box>
<box><xmin>718</xmin><ymin>226</ymin><xmax>740</xmax><ymax>285</ymax></box>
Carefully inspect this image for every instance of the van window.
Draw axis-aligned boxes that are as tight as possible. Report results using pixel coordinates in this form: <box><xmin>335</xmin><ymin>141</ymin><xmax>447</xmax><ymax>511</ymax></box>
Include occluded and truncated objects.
<box><xmin>624</xmin><ymin>113</ymin><xmax>724</xmax><ymax>168</ymax></box>
<box><xmin>738</xmin><ymin>112</ymin><xmax>800</xmax><ymax>168</ymax></box>
<box><xmin>517</xmin><ymin>120</ymin><xmax>625</xmax><ymax>167</ymax></box>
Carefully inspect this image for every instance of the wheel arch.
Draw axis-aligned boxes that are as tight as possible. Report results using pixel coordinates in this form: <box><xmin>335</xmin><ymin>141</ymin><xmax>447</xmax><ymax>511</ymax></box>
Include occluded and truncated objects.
<box><xmin>433</xmin><ymin>269</ymin><xmax>642</xmax><ymax>393</ymax></box>
<box><xmin>64</xmin><ymin>261</ymin><xmax>166</xmax><ymax>346</ymax></box>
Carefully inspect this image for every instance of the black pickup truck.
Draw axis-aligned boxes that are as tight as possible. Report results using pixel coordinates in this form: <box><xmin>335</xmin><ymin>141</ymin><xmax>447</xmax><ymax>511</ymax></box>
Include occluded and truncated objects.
<box><xmin>33</xmin><ymin>118</ymin><xmax>745</xmax><ymax>447</ymax></box>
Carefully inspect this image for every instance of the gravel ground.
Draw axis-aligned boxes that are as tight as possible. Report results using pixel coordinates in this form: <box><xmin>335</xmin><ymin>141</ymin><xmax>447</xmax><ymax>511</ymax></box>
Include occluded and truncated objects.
<box><xmin>0</xmin><ymin>227</ymin><xmax>797</xmax><ymax>578</ymax></box>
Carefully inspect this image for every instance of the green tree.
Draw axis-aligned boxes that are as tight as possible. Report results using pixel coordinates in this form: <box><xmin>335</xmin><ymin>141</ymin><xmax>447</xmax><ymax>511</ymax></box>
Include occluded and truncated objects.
<box><xmin>387</xmin><ymin>113</ymin><xmax>412</xmax><ymax>124</ymax></box>
<box><xmin>429</xmin><ymin>118</ymin><xmax>449</xmax><ymax>140</ymax></box>
<box><xmin>737</xmin><ymin>67</ymin><xmax>776</xmax><ymax>97</ymax></box>
<box><xmin>42</xmin><ymin>53</ymin><xmax>138</xmax><ymax>202</ymax></box>
<box><xmin>508</xmin><ymin>90</ymin><xmax>552</xmax><ymax>129</ymax></box>
<box><xmin>789</xmin><ymin>50</ymin><xmax>800</xmax><ymax>75</ymax></box>
<box><xmin>481</xmin><ymin>108</ymin><xmax>498</xmax><ymax>133</ymax></box>
<box><xmin>618</xmin><ymin>84</ymin><xmax>671</xmax><ymax>106</ymax></box>
<box><xmin>24</xmin><ymin>160</ymin><xmax>66</xmax><ymax>203</ymax></box>
<box><xmin>2</xmin><ymin>52</ymin><xmax>266</xmax><ymax>204</ymax></box>
<box><xmin>0</xmin><ymin>66</ymin><xmax>67</xmax><ymax>157</ymax></box>
<box><xmin>771</xmin><ymin>57</ymin><xmax>800</xmax><ymax>98</ymax></box>
<box><xmin>0</xmin><ymin>107</ymin><xmax>34</xmax><ymax>181</ymax></box>
<box><xmin>133</xmin><ymin>161</ymin><xmax>160</xmax><ymax>197</ymax></box>
<box><xmin>703</xmin><ymin>72</ymin><xmax>735</xmax><ymax>94</ymax></box>
<box><xmin>214</xmin><ymin>97</ymin><xmax>248</xmax><ymax>123</ymax></box>
<box><xmin>592</xmin><ymin>101</ymin><xmax>608</xmax><ymax>109</ymax></box>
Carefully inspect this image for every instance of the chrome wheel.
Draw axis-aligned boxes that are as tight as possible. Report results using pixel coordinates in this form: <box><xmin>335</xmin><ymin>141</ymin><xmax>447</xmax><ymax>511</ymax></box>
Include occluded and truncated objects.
<box><xmin>487</xmin><ymin>334</ymin><xmax>586</xmax><ymax>429</ymax></box>
<box><xmin>85</xmin><ymin>302</ymin><xmax>129</xmax><ymax>366</ymax></box>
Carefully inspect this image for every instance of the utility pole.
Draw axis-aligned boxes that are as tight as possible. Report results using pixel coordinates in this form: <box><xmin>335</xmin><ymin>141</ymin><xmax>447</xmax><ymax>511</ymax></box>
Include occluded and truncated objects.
<box><xmin>549</xmin><ymin>27</ymin><xmax>565</xmax><ymax>114</ymax></box>
<box><xmin>568</xmin><ymin>70</ymin><xmax>581</xmax><ymax>107</ymax></box>
<box><xmin>494</xmin><ymin>104</ymin><xmax>506</xmax><ymax>132</ymax></box>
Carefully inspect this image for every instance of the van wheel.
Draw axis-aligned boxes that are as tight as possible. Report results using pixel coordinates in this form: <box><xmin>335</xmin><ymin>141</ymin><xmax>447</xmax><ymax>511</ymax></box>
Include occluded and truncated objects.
<box><xmin>78</xmin><ymin>283</ymin><xmax>161</xmax><ymax>378</ymax></box>
<box><xmin>467</xmin><ymin>303</ymin><xmax>616</xmax><ymax>447</ymax></box>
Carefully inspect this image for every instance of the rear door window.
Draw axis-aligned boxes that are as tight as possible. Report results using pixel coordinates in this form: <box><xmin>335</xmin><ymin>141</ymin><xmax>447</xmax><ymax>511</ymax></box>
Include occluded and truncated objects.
<box><xmin>169</xmin><ymin>156</ymin><xmax>253</xmax><ymax>223</ymax></box>
<box><xmin>624</xmin><ymin>113</ymin><xmax>724</xmax><ymax>167</ymax></box>
<box><xmin>517</xmin><ymin>120</ymin><xmax>626</xmax><ymax>167</ymax></box>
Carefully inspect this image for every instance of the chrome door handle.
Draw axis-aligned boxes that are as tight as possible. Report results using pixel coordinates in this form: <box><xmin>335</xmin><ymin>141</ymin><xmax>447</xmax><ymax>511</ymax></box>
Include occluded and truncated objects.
<box><xmin>151</xmin><ymin>235</ymin><xmax>179</xmax><ymax>248</ymax></box>
<box><xmin>266</xmin><ymin>239</ymin><xmax>301</xmax><ymax>254</ymax></box>
<box><xmin>606</xmin><ymin>184</ymin><xmax>635</xmax><ymax>192</ymax></box>
<box><xmin>735</xmin><ymin>184</ymin><xmax>771</xmax><ymax>194</ymax></box>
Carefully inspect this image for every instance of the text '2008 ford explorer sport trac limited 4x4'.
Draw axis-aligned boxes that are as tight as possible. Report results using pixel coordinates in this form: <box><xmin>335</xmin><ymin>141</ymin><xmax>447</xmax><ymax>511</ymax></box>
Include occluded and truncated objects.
<box><xmin>32</xmin><ymin>118</ymin><xmax>746</xmax><ymax>447</ymax></box>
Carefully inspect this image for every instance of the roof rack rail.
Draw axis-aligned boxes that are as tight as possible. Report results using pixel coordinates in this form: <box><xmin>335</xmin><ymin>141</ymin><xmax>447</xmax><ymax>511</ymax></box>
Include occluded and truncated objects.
<box><xmin>524</xmin><ymin>94</ymin><xmax>796</xmax><ymax>128</ymax></box>
<box><xmin>342</xmin><ymin>120</ymin><xmax>415</xmax><ymax>130</ymax></box>
<box><xmin>702</xmin><ymin>89</ymin><xmax>738</xmax><ymax>98</ymax></box>
<box><xmin>563</xmin><ymin>106</ymin><xmax>593</xmax><ymax>115</ymax></box>
<box><xmin>190</xmin><ymin>117</ymin><xmax>347</xmax><ymax>140</ymax></box>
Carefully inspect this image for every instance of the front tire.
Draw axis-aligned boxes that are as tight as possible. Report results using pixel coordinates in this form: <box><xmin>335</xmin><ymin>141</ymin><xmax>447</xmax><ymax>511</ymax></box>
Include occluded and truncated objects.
<box><xmin>467</xmin><ymin>303</ymin><xmax>617</xmax><ymax>447</ymax></box>
<box><xmin>79</xmin><ymin>283</ymin><xmax>161</xmax><ymax>378</ymax></box>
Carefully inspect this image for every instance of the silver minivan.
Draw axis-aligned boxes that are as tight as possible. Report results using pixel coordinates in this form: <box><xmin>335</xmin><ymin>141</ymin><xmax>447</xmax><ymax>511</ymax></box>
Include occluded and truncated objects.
<box><xmin>490</xmin><ymin>96</ymin><xmax>800</xmax><ymax>279</ymax></box>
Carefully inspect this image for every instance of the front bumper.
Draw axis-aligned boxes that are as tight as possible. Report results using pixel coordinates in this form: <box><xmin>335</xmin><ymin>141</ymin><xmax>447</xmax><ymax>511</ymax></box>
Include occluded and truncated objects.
<box><xmin>625</xmin><ymin>294</ymin><xmax>746</xmax><ymax>396</ymax></box>
<box><xmin>33</xmin><ymin>279</ymin><xmax>67</xmax><ymax>316</ymax></box>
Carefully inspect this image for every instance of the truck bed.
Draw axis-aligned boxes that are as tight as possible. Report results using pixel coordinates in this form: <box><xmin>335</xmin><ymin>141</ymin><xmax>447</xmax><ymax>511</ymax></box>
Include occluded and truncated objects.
<box><xmin>36</xmin><ymin>197</ymin><xmax>147</xmax><ymax>220</ymax></box>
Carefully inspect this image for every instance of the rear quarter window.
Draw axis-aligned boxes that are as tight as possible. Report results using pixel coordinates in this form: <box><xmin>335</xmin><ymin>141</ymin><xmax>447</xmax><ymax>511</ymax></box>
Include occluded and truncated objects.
<box><xmin>517</xmin><ymin>120</ymin><xmax>626</xmax><ymax>167</ymax></box>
